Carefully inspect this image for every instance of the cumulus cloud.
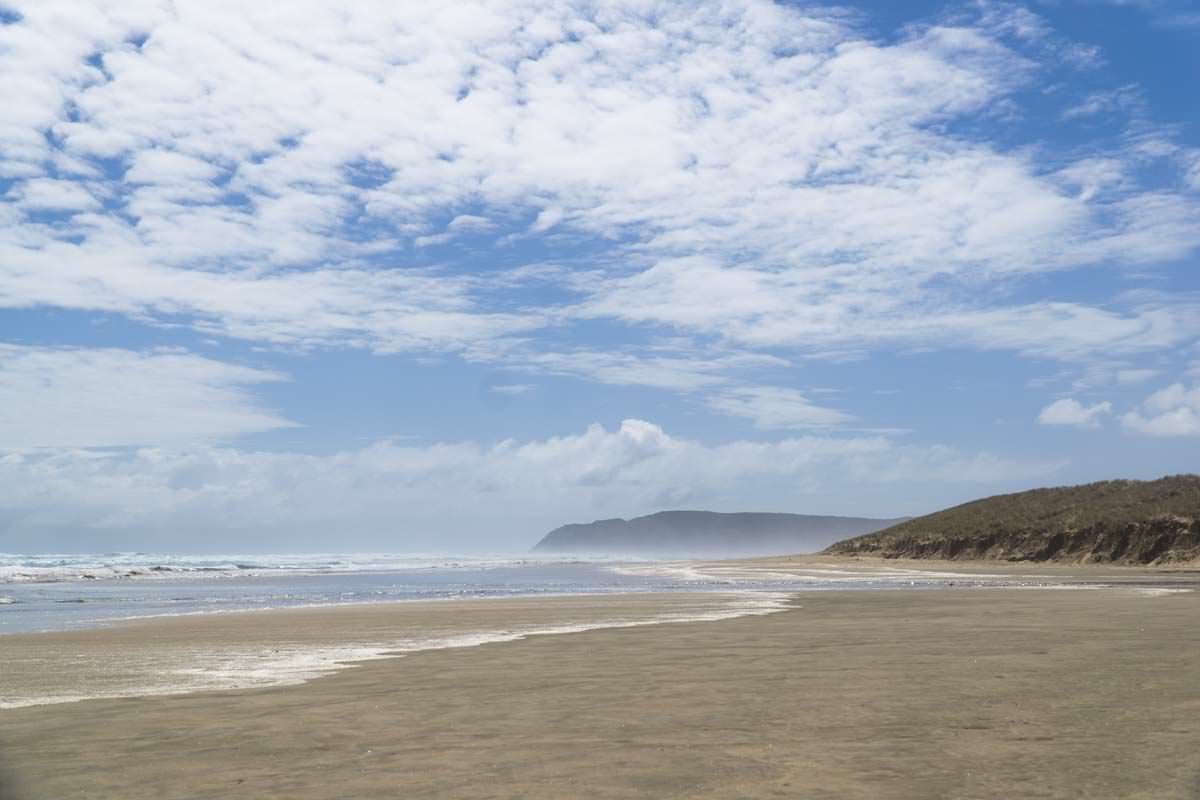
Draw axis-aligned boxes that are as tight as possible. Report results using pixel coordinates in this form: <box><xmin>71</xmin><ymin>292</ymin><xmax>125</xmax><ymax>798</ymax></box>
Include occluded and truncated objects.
<box><xmin>0</xmin><ymin>344</ymin><xmax>297</xmax><ymax>448</ymax></box>
<box><xmin>1121</xmin><ymin>383</ymin><xmax>1200</xmax><ymax>437</ymax></box>
<box><xmin>8</xmin><ymin>178</ymin><xmax>100</xmax><ymax>211</ymax></box>
<box><xmin>1037</xmin><ymin>397</ymin><xmax>1113</xmax><ymax>428</ymax></box>
<box><xmin>0</xmin><ymin>0</ymin><xmax>1195</xmax><ymax>382</ymax></box>
<box><xmin>0</xmin><ymin>419</ymin><xmax>1064</xmax><ymax>551</ymax></box>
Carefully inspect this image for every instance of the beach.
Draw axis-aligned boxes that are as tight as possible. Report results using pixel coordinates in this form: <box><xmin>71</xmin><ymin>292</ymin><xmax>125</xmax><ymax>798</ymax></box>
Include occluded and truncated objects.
<box><xmin>2</xmin><ymin>559</ymin><xmax>1199</xmax><ymax>799</ymax></box>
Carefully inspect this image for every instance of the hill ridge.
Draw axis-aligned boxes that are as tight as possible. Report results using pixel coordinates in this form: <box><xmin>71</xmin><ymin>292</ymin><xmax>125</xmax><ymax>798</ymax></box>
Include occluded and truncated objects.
<box><xmin>823</xmin><ymin>475</ymin><xmax>1200</xmax><ymax>564</ymax></box>
<box><xmin>532</xmin><ymin>510</ymin><xmax>905</xmax><ymax>557</ymax></box>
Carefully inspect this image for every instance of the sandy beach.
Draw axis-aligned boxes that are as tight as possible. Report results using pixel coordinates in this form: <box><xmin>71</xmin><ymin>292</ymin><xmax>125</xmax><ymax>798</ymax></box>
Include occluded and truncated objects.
<box><xmin>2</xmin><ymin>559</ymin><xmax>1199</xmax><ymax>799</ymax></box>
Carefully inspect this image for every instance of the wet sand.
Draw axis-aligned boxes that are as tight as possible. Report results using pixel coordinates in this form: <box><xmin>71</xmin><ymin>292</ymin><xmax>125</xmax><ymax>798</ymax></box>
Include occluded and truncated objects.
<box><xmin>2</xmin><ymin>563</ymin><xmax>1199</xmax><ymax>798</ymax></box>
<box><xmin>0</xmin><ymin>592</ymin><xmax>783</xmax><ymax>708</ymax></box>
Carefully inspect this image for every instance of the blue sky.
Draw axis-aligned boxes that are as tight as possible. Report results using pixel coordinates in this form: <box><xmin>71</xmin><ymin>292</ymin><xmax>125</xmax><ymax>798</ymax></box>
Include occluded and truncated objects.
<box><xmin>0</xmin><ymin>0</ymin><xmax>1197</xmax><ymax>552</ymax></box>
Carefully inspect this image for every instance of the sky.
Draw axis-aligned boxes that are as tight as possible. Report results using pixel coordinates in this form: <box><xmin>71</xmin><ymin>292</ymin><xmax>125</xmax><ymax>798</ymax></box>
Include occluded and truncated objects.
<box><xmin>0</xmin><ymin>0</ymin><xmax>1197</xmax><ymax>552</ymax></box>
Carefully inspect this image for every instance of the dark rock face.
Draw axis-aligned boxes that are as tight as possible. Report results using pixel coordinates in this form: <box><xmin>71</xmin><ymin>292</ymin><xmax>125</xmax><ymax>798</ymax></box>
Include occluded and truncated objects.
<box><xmin>825</xmin><ymin>475</ymin><xmax>1200</xmax><ymax>565</ymax></box>
<box><xmin>532</xmin><ymin>511</ymin><xmax>905</xmax><ymax>557</ymax></box>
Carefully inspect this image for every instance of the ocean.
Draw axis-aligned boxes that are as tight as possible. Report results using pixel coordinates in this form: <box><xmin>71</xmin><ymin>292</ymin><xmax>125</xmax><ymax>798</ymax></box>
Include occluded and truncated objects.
<box><xmin>0</xmin><ymin>552</ymin><xmax>978</xmax><ymax>635</ymax></box>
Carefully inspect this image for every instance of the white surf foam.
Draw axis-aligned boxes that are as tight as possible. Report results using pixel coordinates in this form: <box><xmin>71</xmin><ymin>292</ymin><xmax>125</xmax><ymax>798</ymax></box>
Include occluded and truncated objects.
<box><xmin>1129</xmin><ymin>587</ymin><xmax>1194</xmax><ymax>596</ymax></box>
<box><xmin>0</xmin><ymin>552</ymin><xmax>640</xmax><ymax>584</ymax></box>
<box><xmin>0</xmin><ymin>592</ymin><xmax>792</xmax><ymax>709</ymax></box>
<box><xmin>611</xmin><ymin>562</ymin><xmax>1006</xmax><ymax>584</ymax></box>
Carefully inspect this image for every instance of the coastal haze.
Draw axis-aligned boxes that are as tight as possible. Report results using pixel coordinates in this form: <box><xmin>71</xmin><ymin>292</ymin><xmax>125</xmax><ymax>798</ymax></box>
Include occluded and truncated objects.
<box><xmin>533</xmin><ymin>510</ymin><xmax>907</xmax><ymax>557</ymax></box>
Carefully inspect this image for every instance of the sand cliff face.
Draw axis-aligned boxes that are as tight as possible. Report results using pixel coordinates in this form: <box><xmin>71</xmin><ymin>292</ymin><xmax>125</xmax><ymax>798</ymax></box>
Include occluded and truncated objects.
<box><xmin>826</xmin><ymin>516</ymin><xmax>1200</xmax><ymax>563</ymax></box>
<box><xmin>825</xmin><ymin>476</ymin><xmax>1200</xmax><ymax>565</ymax></box>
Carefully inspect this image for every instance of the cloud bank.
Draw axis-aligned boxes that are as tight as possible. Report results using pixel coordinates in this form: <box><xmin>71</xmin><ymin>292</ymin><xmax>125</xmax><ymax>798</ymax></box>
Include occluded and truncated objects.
<box><xmin>0</xmin><ymin>419</ymin><xmax>1064</xmax><ymax>551</ymax></box>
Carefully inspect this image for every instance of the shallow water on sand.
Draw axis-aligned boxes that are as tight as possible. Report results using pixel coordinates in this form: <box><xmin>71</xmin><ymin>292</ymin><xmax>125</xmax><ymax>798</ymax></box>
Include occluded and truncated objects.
<box><xmin>4</xmin><ymin>555</ymin><xmax>1188</xmax><ymax>708</ymax></box>
<box><xmin>0</xmin><ymin>553</ymin><xmax>992</xmax><ymax>634</ymax></box>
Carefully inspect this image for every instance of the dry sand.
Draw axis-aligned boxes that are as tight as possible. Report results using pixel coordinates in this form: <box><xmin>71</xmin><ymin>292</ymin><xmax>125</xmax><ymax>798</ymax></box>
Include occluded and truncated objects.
<box><xmin>2</xmin><ymin>560</ymin><xmax>1199</xmax><ymax>799</ymax></box>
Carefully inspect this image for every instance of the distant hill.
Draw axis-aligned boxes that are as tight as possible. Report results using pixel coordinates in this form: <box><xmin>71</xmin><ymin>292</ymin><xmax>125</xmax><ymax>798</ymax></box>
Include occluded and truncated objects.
<box><xmin>824</xmin><ymin>476</ymin><xmax>1200</xmax><ymax>565</ymax></box>
<box><xmin>532</xmin><ymin>511</ymin><xmax>906</xmax><ymax>557</ymax></box>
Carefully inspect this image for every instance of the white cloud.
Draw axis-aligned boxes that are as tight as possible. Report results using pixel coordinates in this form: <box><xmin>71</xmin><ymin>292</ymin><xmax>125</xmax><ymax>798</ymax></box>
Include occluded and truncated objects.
<box><xmin>8</xmin><ymin>178</ymin><xmax>100</xmax><ymax>211</ymax></box>
<box><xmin>0</xmin><ymin>419</ymin><xmax>1064</xmax><ymax>550</ymax></box>
<box><xmin>580</xmin><ymin>259</ymin><xmax>1200</xmax><ymax>361</ymax></box>
<box><xmin>489</xmin><ymin>383</ymin><xmax>535</xmax><ymax>395</ymax></box>
<box><xmin>125</xmin><ymin>150</ymin><xmax>221</xmax><ymax>185</ymax></box>
<box><xmin>1054</xmin><ymin>158</ymin><xmax>1127</xmax><ymax>202</ymax></box>
<box><xmin>1063</xmin><ymin>0</ymin><xmax>1200</xmax><ymax>29</ymax></box>
<box><xmin>0</xmin><ymin>0</ymin><xmax>1194</xmax><ymax>381</ymax></box>
<box><xmin>1061</xmin><ymin>84</ymin><xmax>1141</xmax><ymax>119</ymax></box>
<box><xmin>706</xmin><ymin>387</ymin><xmax>853</xmax><ymax>430</ymax></box>
<box><xmin>515</xmin><ymin>348</ymin><xmax>788</xmax><ymax>392</ymax></box>
<box><xmin>1116</xmin><ymin>367</ymin><xmax>1159</xmax><ymax>384</ymax></box>
<box><xmin>0</xmin><ymin>249</ymin><xmax>541</xmax><ymax>354</ymax></box>
<box><xmin>447</xmin><ymin>214</ymin><xmax>495</xmax><ymax>232</ymax></box>
<box><xmin>1185</xmin><ymin>150</ymin><xmax>1200</xmax><ymax>191</ymax></box>
<box><xmin>0</xmin><ymin>344</ymin><xmax>297</xmax><ymax>448</ymax></box>
<box><xmin>1121</xmin><ymin>383</ymin><xmax>1200</xmax><ymax>437</ymax></box>
<box><xmin>1037</xmin><ymin>397</ymin><xmax>1112</xmax><ymax>428</ymax></box>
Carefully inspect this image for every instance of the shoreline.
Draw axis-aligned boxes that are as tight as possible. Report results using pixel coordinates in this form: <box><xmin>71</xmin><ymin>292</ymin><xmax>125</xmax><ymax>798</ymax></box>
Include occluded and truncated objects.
<box><xmin>0</xmin><ymin>590</ymin><xmax>790</xmax><ymax>709</ymax></box>
<box><xmin>1</xmin><ymin>580</ymin><xmax>1196</xmax><ymax>798</ymax></box>
<box><xmin>5</xmin><ymin>555</ymin><xmax>1198</xmax><ymax>709</ymax></box>
<box><xmin>10</xmin><ymin>551</ymin><xmax>1192</xmax><ymax>640</ymax></box>
<box><xmin>702</xmin><ymin>551</ymin><xmax>1200</xmax><ymax>575</ymax></box>
<box><xmin>623</xmin><ymin>552</ymin><xmax>1200</xmax><ymax>587</ymax></box>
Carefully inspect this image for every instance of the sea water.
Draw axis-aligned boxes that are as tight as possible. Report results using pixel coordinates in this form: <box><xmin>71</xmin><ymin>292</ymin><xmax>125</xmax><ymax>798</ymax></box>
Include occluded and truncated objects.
<box><xmin>0</xmin><ymin>552</ymin><xmax>981</xmax><ymax>635</ymax></box>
